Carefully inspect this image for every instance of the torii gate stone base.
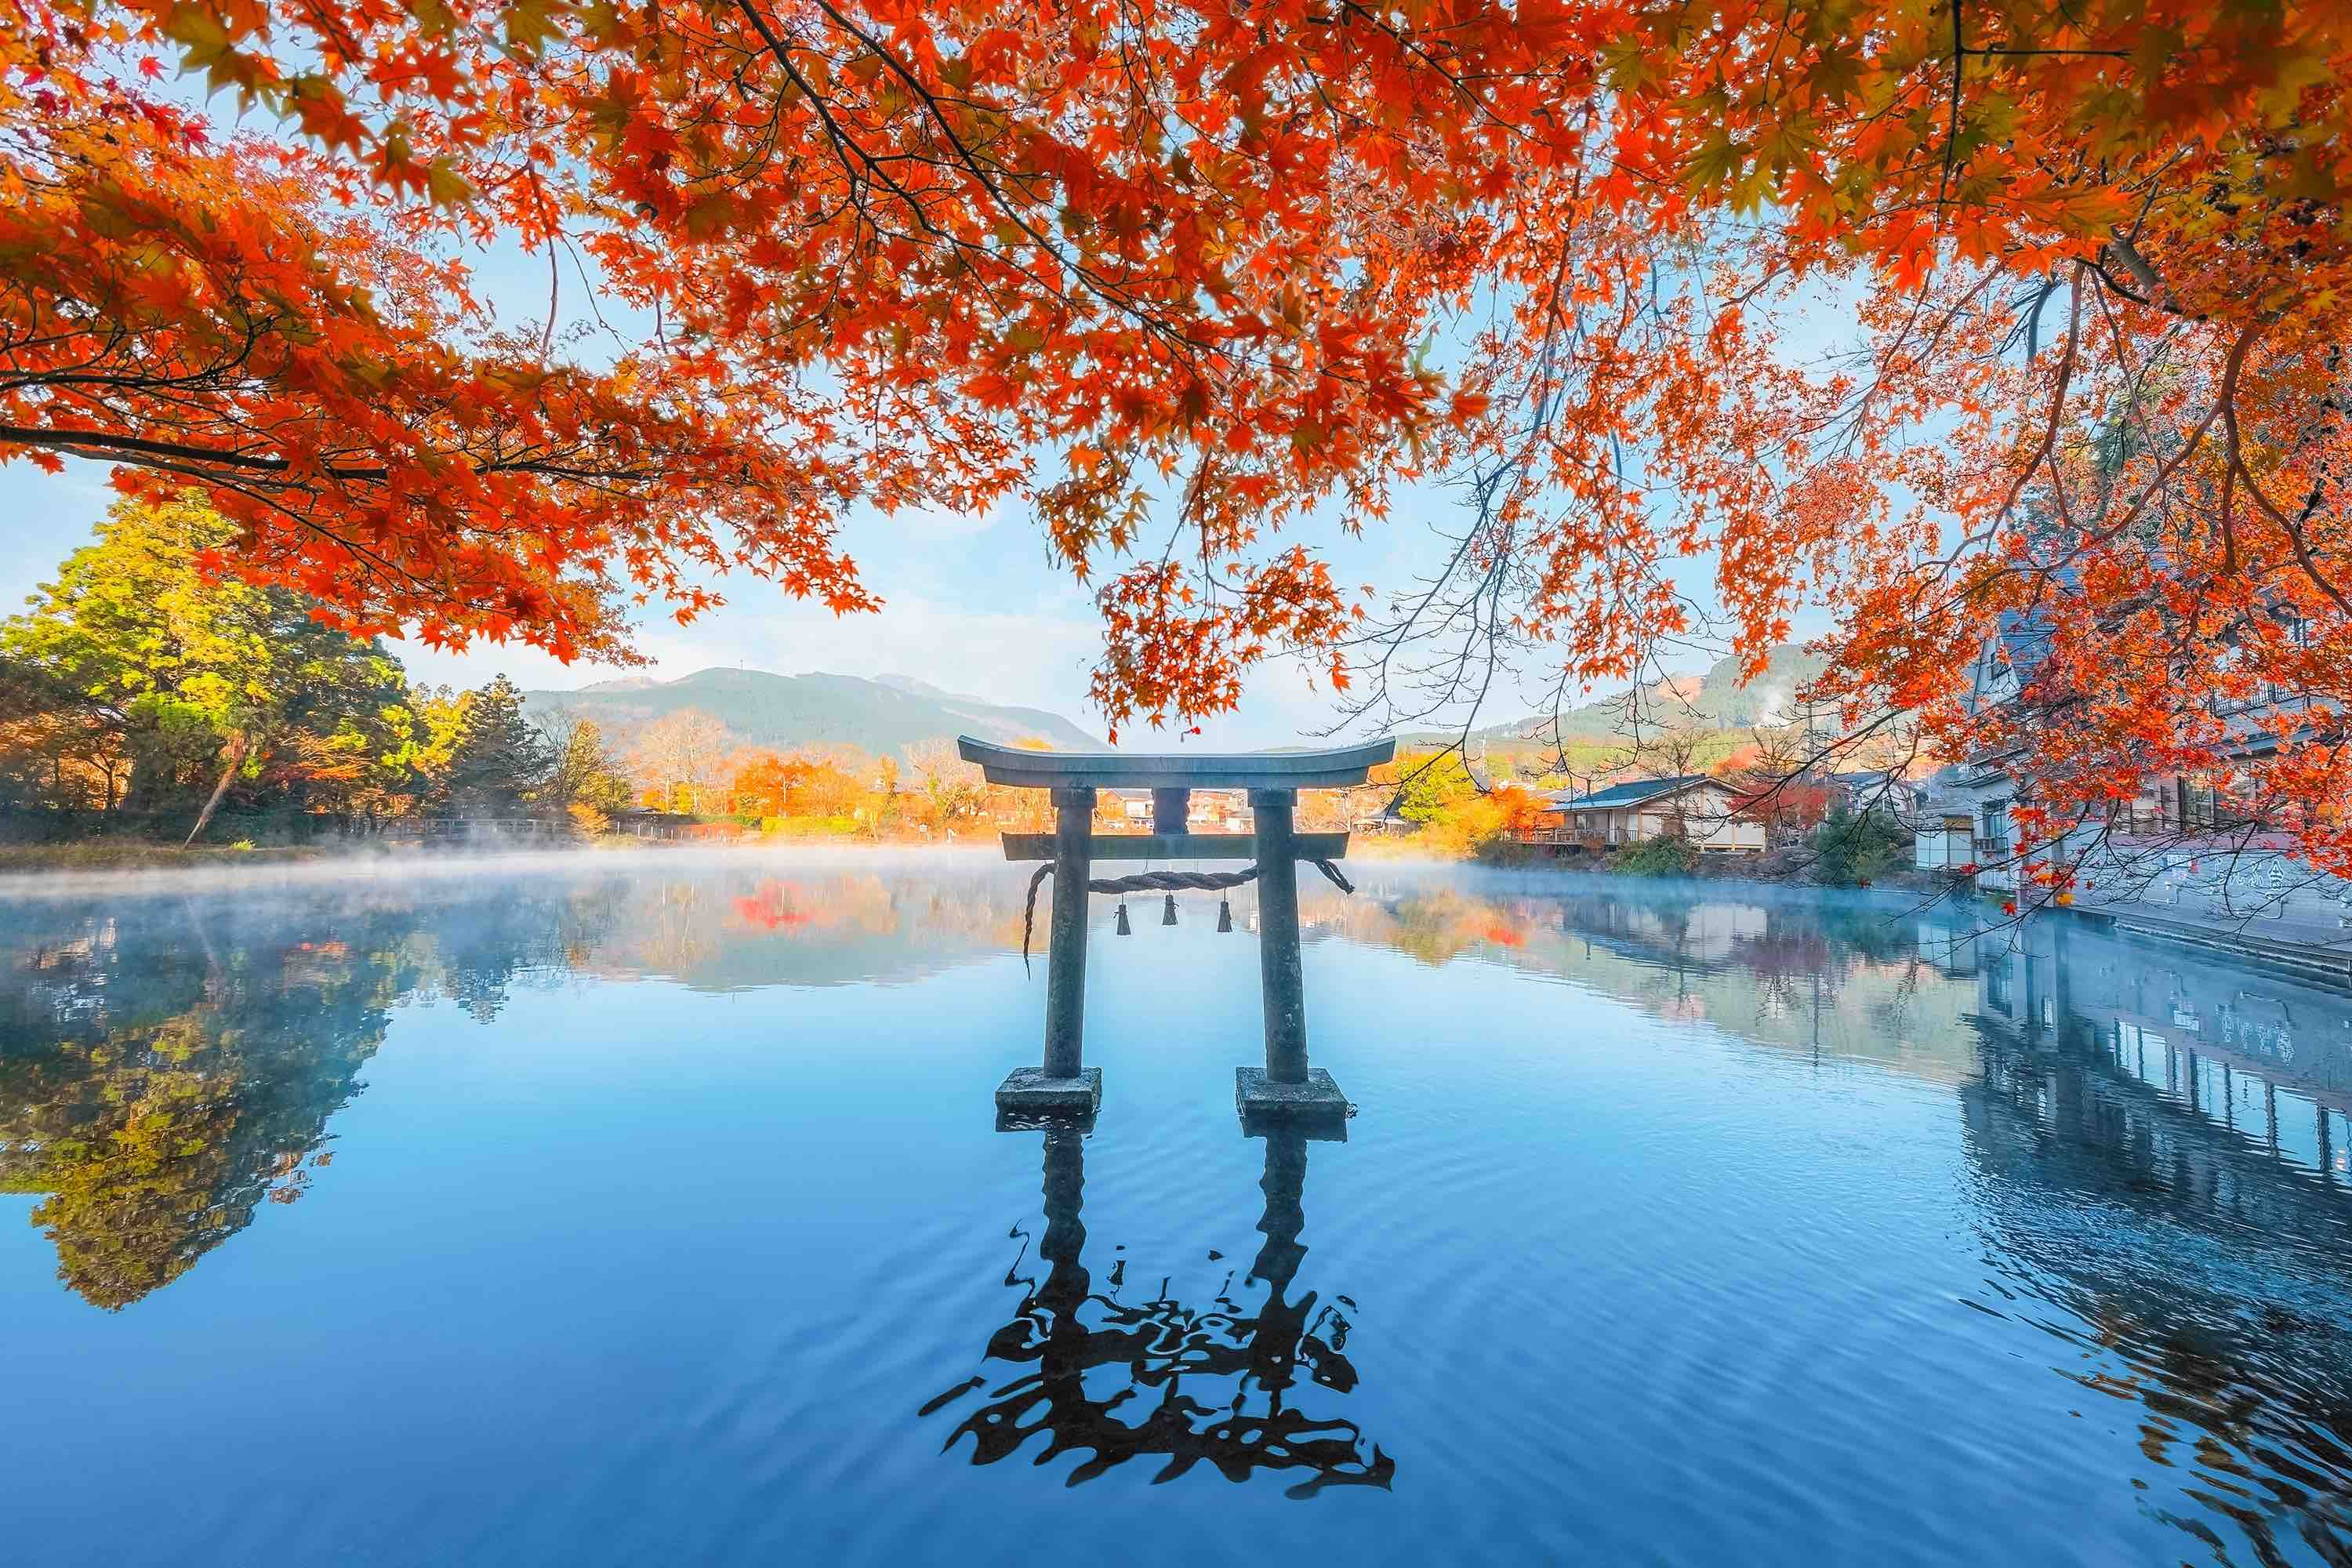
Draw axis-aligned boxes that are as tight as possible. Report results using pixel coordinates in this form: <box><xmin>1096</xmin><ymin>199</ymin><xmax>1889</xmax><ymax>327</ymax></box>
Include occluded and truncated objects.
<box><xmin>962</xmin><ymin>735</ymin><xmax>1395</xmax><ymax>1124</ymax></box>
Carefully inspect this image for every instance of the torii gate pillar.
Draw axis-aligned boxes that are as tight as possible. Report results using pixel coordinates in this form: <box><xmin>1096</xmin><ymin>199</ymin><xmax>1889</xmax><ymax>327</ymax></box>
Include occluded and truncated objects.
<box><xmin>996</xmin><ymin>786</ymin><xmax>1102</xmax><ymax>1118</ymax></box>
<box><xmin>1235</xmin><ymin>787</ymin><xmax>1347</xmax><ymax>1119</ymax></box>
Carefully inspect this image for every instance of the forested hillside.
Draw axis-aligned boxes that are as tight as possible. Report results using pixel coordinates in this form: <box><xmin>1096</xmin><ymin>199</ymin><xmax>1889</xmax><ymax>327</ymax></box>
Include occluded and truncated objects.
<box><xmin>524</xmin><ymin>670</ymin><xmax>1102</xmax><ymax>761</ymax></box>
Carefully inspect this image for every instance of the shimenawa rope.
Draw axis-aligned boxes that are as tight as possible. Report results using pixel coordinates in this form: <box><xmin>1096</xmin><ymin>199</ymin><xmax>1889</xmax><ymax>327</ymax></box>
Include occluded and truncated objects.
<box><xmin>1020</xmin><ymin>858</ymin><xmax>1356</xmax><ymax>971</ymax></box>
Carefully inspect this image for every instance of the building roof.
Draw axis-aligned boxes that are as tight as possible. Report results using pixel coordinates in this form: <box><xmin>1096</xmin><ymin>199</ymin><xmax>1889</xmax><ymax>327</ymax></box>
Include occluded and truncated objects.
<box><xmin>1830</xmin><ymin>769</ymin><xmax>1918</xmax><ymax>795</ymax></box>
<box><xmin>1994</xmin><ymin>608</ymin><xmax>2057</xmax><ymax>690</ymax></box>
<box><xmin>1972</xmin><ymin>559</ymin><xmax>2077</xmax><ymax>713</ymax></box>
<box><xmin>1548</xmin><ymin>774</ymin><xmax>1715</xmax><ymax>811</ymax></box>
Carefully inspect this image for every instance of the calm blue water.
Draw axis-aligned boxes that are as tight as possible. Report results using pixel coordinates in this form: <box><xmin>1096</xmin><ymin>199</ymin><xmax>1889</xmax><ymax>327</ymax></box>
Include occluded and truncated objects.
<box><xmin>4</xmin><ymin>851</ymin><xmax>2351</xmax><ymax>1565</ymax></box>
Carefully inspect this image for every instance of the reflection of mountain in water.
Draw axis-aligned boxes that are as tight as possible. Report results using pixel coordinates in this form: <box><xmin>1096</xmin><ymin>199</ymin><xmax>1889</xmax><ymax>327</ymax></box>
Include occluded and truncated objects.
<box><xmin>8</xmin><ymin>860</ymin><xmax>2352</xmax><ymax>1559</ymax></box>
<box><xmin>924</xmin><ymin>1125</ymin><xmax>1392</xmax><ymax>1496</ymax></box>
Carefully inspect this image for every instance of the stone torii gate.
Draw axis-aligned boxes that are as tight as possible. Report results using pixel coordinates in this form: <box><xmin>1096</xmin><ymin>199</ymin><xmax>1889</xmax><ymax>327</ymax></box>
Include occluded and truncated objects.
<box><xmin>958</xmin><ymin>735</ymin><xmax>1396</xmax><ymax>1122</ymax></box>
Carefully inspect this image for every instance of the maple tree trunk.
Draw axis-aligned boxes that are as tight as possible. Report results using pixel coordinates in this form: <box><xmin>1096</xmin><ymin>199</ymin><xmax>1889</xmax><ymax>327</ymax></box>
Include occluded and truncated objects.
<box><xmin>184</xmin><ymin>732</ymin><xmax>250</xmax><ymax>848</ymax></box>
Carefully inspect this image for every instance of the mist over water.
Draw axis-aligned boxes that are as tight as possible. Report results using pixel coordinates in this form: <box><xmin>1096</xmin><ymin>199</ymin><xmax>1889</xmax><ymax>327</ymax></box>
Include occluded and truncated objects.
<box><xmin>3</xmin><ymin>855</ymin><xmax>2350</xmax><ymax>1565</ymax></box>
<box><xmin>0</xmin><ymin>841</ymin><xmax>996</xmax><ymax>903</ymax></box>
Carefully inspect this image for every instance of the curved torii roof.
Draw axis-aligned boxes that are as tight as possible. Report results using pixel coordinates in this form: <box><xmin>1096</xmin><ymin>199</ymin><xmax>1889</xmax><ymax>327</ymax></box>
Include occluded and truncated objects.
<box><xmin>957</xmin><ymin>735</ymin><xmax>1395</xmax><ymax>790</ymax></box>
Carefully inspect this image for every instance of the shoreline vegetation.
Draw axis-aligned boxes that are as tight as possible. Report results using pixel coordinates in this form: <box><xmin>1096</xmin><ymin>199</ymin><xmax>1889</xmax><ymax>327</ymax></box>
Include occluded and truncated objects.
<box><xmin>0</xmin><ymin>815</ymin><xmax>1943</xmax><ymax>894</ymax></box>
<box><xmin>7</xmin><ymin>497</ymin><xmax>1932</xmax><ymax>891</ymax></box>
<box><xmin>0</xmin><ymin>730</ymin><xmax>1921</xmax><ymax>886</ymax></box>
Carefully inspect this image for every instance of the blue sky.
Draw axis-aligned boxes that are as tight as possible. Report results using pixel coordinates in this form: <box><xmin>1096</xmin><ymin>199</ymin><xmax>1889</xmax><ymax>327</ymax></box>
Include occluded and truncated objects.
<box><xmin>0</xmin><ymin>452</ymin><xmax>1468</xmax><ymax>747</ymax></box>
<box><xmin>5</xmin><ymin>72</ymin><xmax>1827</xmax><ymax>748</ymax></box>
<box><xmin>0</xmin><ymin>431</ymin><xmax>1814</xmax><ymax>747</ymax></box>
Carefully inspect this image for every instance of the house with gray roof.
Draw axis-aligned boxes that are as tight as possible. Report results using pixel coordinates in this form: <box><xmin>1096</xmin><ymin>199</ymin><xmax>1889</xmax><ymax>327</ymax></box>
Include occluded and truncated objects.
<box><xmin>1828</xmin><ymin>769</ymin><xmax>1922</xmax><ymax>816</ymax></box>
<box><xmin>1543</xmin><ymin>774</ymin><xmax>1766</xmax><ymax>853</ymax></box>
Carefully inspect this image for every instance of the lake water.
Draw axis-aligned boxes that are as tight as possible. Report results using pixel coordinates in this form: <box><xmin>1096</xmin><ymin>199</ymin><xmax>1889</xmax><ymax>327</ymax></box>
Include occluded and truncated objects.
<box><xmin>5</xmin><ymin>851</ymin><xmax>2351</xmax><ymax>1565</ymax></box>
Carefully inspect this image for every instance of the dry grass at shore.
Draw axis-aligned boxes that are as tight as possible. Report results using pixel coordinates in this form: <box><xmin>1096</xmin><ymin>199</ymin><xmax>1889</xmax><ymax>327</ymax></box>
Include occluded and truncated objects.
<box><xmin>0</xmin><ymin>841</ymin><xmax>333</xmax><ymax>873</ymax></box>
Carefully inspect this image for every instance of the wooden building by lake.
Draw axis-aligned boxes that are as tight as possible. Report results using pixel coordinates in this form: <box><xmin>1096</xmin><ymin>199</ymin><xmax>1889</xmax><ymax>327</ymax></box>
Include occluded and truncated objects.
<box><xmin>1541</xmin><ymin>775</ymin><xmax>1767</xmax><ymax>854</ymax></box>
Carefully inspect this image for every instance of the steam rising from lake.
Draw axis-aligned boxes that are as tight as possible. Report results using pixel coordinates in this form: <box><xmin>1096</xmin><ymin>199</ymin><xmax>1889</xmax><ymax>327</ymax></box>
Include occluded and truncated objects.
<box><xmin>0</xmin><ymin>844</ymin><xmax>990</xmax><ymax>903</ymax></box>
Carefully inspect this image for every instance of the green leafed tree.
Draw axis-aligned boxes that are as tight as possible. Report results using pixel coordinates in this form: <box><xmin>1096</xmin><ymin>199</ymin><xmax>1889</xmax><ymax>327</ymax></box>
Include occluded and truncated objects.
<box><xmin>1812</xmin><ymin>802</ymin><xmax>1909</xmax><ymax>888</ymax></box>
<box><xmin>1390</xmin><ymin>752</ymin><xmax>1480</xmax><ymax>827</ymax></box>
<box><xmin>0</xmin><ymin>497</ymin><xmax>415</xmax><ymax>837</ymax></box>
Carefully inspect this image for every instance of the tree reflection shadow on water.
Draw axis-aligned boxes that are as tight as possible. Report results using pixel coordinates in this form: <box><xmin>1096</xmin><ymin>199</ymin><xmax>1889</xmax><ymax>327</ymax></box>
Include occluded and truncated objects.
<box><xmin>0</xmin><ymin>882</ymin><xmax>627</xmax><ymax>1307</ymax></box>
<box><xmin>0</xmin><ymin>863</ymin><xmax>1028</xmax><ymax>1310</ymax></box>
<box><xmin>922</xmin><ymin>1122</ymin><xmax>1392</xmax><ymax>1497</ymax></box>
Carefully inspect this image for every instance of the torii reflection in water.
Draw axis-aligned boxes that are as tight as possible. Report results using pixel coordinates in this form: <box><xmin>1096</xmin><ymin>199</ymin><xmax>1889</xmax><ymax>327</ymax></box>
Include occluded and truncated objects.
<box><xmin>920</xmin><ymin>1117</ymin><xmax>1393</xmax><ymax>1497</ymax></box>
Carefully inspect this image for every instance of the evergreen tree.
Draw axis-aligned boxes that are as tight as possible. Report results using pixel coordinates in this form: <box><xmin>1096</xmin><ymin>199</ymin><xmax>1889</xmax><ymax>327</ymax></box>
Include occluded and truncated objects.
<box><xmin>438</xmin><ymin>676</ymin><xmax>555</xmax><ymax>814</ymax></box>
<box><xmin>1812</xmin><ymin>801</ymin><xmax>1909</xmax><ymax>887</ymax></box>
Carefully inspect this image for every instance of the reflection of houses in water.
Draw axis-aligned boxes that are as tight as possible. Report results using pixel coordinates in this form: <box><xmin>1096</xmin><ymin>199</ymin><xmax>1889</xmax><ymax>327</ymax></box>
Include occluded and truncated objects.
<box><xmin>921</xmin><ymin>1123</ymin><xmax>1392</xmax><ymax>1496</ymax></box>
<box><xmin>1953</xmin><ymin>919</ymin><xmax>2352</xmax><ymax>1563</ymax></box>
<box><xmin>1429</xmin><ymin>890</ymin><xmax>1987</xmax><ymax>1084</ymax></box>
<box><xmin>1546</xmin><ymin>893</ymin><xmax>1774</xmax><ymax>966</ymax></box>
<box><xmin>1520</xmin><ymin>891</ymin><xmax>1926</xmax><ymax>994</ymax></box>
<box><xmin>1964</xmin><ymin>966</ymin><xmax>2352</xmax><ymax>1256</ymax></box>
<box><xmin>1945</xmin><ymin>916</ymin><xmax>2352</xmax><ymax>1178</ymax></box>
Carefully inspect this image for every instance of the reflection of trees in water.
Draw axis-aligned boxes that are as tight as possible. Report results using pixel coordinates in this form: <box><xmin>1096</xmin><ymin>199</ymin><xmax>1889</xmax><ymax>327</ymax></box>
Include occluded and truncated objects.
<box><xmin>1304</xmin><ymin>887</ymin><xmax>1515</xmax><ymax>967</ymax></box>
<box><xmin>1962</xmin><ymin>1002</ymin><xmax>2352</xmax><ymax>1563</ymax></box>
<box><xmin>1312</xmin><ymin>877</ymin><xmax>1936</xmax><ymax>993</ymax></box>
<box><xmin>587</xmin><ymin>877</ymin><xmax>725</xmax><ymax>982</ymax></box>
<box><xmin>0</xmin><ymin>864</ymin><xmax>1049</xmax><ymax>1311</ymax></box>
<box><xmin>0</xmin><ymin>881</ymin><xmax>626</xmax><ymax>1308</ymax></box>
<box><xmin>924</xmin><ymin>1127</ymin><xmax>1392</xmax><ymax>1497</ymax></box>
<box><xmin>408</xmin><ymin>881</ymin><xmax>631</xmax><ymax>1020</ymax></box>
<box><xmin>0</xmin><ymin>913</ymin><xmax>408</xmax><ymax>1308</ymax></box>
<box><xmin>728</xmin><ymin>872</ymin><xmax>1032</xmax><ymax>953</ymax></box>
<box><xmin>1318</xmin><ymin>879</ymin><xmax>1974</xmax><ymax>1070</ymax></box>
<box><xmin>907</xmin><ymin>878</ymin><xmax>1043</xmax><ymax>954</ymax></box>
<box><xmin>572</xmin><ymin>865</ymin><xmax>1039</xmax><ymax>989</ymax></box>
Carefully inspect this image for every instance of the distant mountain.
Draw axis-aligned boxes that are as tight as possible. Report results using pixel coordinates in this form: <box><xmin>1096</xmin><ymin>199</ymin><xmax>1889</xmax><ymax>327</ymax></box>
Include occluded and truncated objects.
<box><xmin>523</xmin><ymin>668</ymin><xmax>1105</xmax><ymax>759</ymax></box>
<box><xmin>1405</xmin><ymin>645</ymin><xmax>1829</xmax><ymax>749</ymax></box>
